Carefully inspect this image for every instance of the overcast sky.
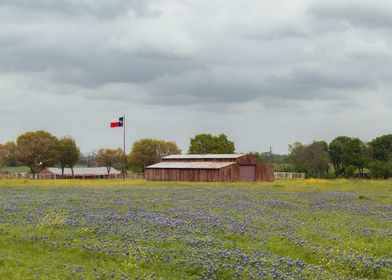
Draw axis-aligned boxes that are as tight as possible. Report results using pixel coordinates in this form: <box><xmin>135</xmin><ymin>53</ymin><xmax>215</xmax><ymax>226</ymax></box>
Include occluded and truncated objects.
<box><xmin>1</xmin><ymin>0</ymin><xmax>391</xmax><ymax>154</ymax></box>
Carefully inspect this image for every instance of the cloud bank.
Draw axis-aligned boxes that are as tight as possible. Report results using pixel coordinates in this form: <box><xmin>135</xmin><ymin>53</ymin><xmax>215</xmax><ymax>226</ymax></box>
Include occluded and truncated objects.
<box><xmin>0</xmin><ymin>0</ymin><xmax>391</xmax><ymax>153</ymax></box>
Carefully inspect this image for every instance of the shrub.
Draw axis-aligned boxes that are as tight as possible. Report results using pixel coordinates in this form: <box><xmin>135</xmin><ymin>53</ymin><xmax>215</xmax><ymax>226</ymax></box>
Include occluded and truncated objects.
<box><xmin>344</xmin><ymin>165</ymin><xmax>356</xmax><ymax>178</ymax></box>
<box><xmin>367</xmin><ymin>160</ymin><xmax>392</xmax><ymax>179</ymax></box>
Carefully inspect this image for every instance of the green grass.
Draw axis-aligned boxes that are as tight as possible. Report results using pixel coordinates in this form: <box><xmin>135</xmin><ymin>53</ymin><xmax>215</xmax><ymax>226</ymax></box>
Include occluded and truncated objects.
<box><xmin>1</xmin><ymin>178</ymin><xmax>392</xmax><ymax>194</ymax></box>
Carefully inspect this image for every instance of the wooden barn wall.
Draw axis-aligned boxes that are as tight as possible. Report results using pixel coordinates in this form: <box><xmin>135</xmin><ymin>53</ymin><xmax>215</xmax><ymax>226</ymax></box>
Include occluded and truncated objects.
<box><xmin>235</xmin><ymin>155</ymin><xmax>258</xmax><ymax>165</ymax></box>
<box><xmin>145</xmin><ymin>168</ymin><xmax>219</xmax><ymax>182</ymax></box>
<box><xmin>256</xmin><ymin>164</ymin><xmax>274</xmax><ymax>182</ymax></box>
<box><xmin>39</xmin><ymin>169</ymin><xmax>55</xmax><ymax>179</ymax></box>
<box><xmin>236</xmin><ymin>155</ymin><xmax>274</xmax><ymax>182</ymax></box>
<box><xmin>145</xmin><ymin>165</ymin><xmax>239</xmax><ymax>182</ymax></box>
<box><xmin>219</xmin><ymin>164</ymin><xmax>239</xmax><ymax>182</ymax></box>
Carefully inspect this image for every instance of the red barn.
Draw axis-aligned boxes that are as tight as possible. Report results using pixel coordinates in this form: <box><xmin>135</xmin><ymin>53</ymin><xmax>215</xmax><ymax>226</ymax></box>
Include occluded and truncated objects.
<box><xmin>145</xmin><ymin>154</ymin><xmax>274</xmax><ymax>182</ymax></box>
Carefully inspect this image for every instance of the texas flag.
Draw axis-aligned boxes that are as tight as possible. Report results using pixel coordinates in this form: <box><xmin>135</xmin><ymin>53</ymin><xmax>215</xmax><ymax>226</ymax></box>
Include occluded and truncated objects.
<box><xmin>110</xmin><ymin>117</ymin><xmax>124</xmax><ymax>128</ymax></box>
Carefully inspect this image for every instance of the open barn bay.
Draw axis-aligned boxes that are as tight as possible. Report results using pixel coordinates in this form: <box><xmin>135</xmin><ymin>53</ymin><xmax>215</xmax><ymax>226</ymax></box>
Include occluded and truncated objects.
<box><xmin>0</xmin><ymin>180</ymin><xmax>391</xmax><ymax>279</ymax></box>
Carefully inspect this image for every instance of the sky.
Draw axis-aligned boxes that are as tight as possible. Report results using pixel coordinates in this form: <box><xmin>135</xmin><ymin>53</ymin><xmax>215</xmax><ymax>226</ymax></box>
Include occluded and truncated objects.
<box><xmin>0</xmin><ymin>0</ymin><xmax>391</xmax><ymax>154</ymax></box>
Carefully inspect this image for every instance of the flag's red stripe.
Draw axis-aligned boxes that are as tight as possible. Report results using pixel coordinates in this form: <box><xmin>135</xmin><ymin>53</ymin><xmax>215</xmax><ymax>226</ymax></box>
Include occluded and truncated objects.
<box><xmin>110</xmin><ymin>122</ymin><xmax>120</xmax><ymax>128</ymax></box>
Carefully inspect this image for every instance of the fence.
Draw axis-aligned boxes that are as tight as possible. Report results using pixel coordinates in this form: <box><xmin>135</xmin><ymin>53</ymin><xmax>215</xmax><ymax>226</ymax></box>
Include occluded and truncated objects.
<box><xmin>0</xmin><ymin>172</ymin><xmax>30</xmax><ymax>179</ymax></box>
<box><xmin>0</xmin><ymin>172</ymin><xmax>145</xmax><ymax>180</ymax></box>
<box><xmin>274</xmin><ymin>172</ymin><xmax>305</xmax><ymax>179</ymax></box>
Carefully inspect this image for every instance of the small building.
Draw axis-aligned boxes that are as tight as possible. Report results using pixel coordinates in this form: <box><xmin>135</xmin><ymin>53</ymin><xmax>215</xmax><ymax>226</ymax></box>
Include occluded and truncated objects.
<box><xmin>145</xmin><ymin>154</ymin><xmax>274</xmax><ymax>182</ymax></box>
<box><xmin>39</xmin><ymin>167</ymin><xmax>121</xmax><ymax>179</ymax></box>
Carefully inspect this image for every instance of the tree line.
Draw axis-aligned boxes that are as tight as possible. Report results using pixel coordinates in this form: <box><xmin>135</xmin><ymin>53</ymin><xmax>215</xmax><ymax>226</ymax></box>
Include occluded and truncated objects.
<box><xmin>3</xmin><ymin>130</ymin><xmax>390</xmax><ymax>179</ymax></box>
<box><xmin>287</xmin><ymin>134</ymin><xmax>392</xmax><ymax>179</ymax></box>
<box><xmin>0</xmin><ymin>131</ymin><xmax>235</xmax><ymax>177</ymax></box>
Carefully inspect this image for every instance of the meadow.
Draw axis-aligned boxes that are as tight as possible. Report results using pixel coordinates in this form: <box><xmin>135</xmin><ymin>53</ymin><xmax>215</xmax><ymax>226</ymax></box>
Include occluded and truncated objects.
<box><xmin>0</xmin><ymin>179</ymin><xmax>391</xmax><ymax>279</ymax></box>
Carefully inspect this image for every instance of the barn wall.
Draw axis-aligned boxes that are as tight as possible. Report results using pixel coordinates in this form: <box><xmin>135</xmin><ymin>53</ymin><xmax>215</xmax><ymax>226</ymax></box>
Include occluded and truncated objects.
<box><xmin>219</xmin><ymin>164</ymin><xmax>239</xmax><ymax>182</ymax></box>
<box><xmin>39</xmin><ymin>169</ymin><xmax>55</xmax><ymax>179</ymax></box>
<box><xmin>145</xmin><ymin>164</ymin><xmax>241</xmax><ymax>182</ymax></box>
<box><xmin>256</xmin><ymin>164</ymin><xmax>274</xmax><ymax>182</ymax></box>
<box><xmin>235</xmin><ymin>155</ymin><xmax>258</xmax><ymax>165</ymax></box>
<box><xmin>145</xmin><ymin>168</ymin><xmax>226</xmax><ymax>182</ymax></box>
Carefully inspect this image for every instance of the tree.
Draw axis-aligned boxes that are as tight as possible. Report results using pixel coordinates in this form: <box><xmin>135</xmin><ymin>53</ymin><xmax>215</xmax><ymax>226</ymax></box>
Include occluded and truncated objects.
<box><xmin>56</xmin><ymin>136</ymin><xmax>81</xmax><ymax>177</ymax></box>
<box><xmin>188</xmin><ymin>133</ymin><xmax>235</xmax><ymax>154</ymax></box>
<box><xmin>0</xmin><ymin>141</ymin><xmax>18</xmax><ymax>167</ymax></box>
<box><xmin>348</xmin><ymin>138</ymin><xmax>369</xmax><ymax>176</ymax></box>
<box><xmin>289</xmin><ymin>141</ymin><xmax>330</xmax><ymax>178</ymax></box>
<box><xmin>369</xmin><ymin>134</ymin><xmax>392</xmax><ymax>162</ymax></box>
<box><xmin>248</xmin><ymin>151</ymin><xmax>290</xmax><ymax>164</ymax></box>
<box><xmin>0</xmin><ymin>144</ymin><xmax>4</xmax><ymax>167</ymax></box>
<box><xmin>94</xmin><ymin>148</ymin><xmax>124</xmax><ymax>174</ymax></box>
<box><xmin>367</xmin><ymin>160</ymin><xmax>392</xmax><ymax>179</ymax></box>
<box><xmin>79</xmin><ymin>152</ymin><xmax>97</xmax><ymax>167</ymax></box>
<box><xmin>329</xmin><ymin>136</ymin><xmax>351</xmax><ymax>177</ymax></box>
<box><xmin>128</xmin><ymin>139</ymin><xmax>181</xmax><ymax>172</ymax></box>
<box><xmin>16</xmin><ymin>131</ymin><xmax>59</xmax><ymax>178</ymax></box>
<box><xmin>329</xmin><ymin>136</ymin><xmax>369</xmax><ymax>177</ymax></box>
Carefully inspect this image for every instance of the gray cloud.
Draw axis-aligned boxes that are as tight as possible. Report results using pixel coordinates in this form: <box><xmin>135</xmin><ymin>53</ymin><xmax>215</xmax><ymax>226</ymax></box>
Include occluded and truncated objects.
<box><xmin>1</xmin><ymin>0</ymin><xmax>392</xmax><ymax>153</ymax></box>
<box><xmin>0</xmin><ymin>0</ymin><xmax>157</xmax><ymax>18</ymax></box>
<box><xmin>309</xmin><ymin>1</ymin><xmax>392</xmax><ymax>29</ymax></box>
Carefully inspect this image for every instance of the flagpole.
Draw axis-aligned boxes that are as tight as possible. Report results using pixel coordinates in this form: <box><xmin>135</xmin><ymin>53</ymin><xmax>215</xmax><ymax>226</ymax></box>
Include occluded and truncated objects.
<box><xmin>123</xmin><ymin>115</ymin><xmax>126</xmax><ymax>180</ymax></box>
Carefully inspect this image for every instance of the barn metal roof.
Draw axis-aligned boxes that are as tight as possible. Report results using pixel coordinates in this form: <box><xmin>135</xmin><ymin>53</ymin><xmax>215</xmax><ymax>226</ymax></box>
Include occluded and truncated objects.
<box><xmin>45</xmin><ymin>167</ymin><xmax>121</xmax><ymax>176</ymax></box>
<box><xmin>163</xmin><ymin>154</ymin><xmax>246</xmax><ymax>160</ymax></box>
<box><xmin>146</xmin><ymin>162</ymin><xmax>236</xmax><ymax>169</ymax></box>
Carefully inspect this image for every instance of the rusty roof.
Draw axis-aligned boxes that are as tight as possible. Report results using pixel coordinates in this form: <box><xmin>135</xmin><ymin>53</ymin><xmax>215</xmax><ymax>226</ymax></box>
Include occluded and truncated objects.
<box><xmin>163</xmin><ymin>154</ymin><xmax>246</xmax><ymax>160</ymax></box>
<box><xmin>146</xmin><ymin>162</ymin><xmax>236</xmax><ymax>169</ymax></box>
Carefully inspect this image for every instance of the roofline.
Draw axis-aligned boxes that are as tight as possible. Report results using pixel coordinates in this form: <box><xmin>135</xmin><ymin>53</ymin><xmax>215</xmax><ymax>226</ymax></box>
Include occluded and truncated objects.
<box><xmin>163</xmin><ymin>154</ymin><xmax>247</xmax><ymax>159</ymax></box>
<box><xmin>146</xmin><ymin>162</ymin><xmax>236</xmax><ymax>170</ymax></box>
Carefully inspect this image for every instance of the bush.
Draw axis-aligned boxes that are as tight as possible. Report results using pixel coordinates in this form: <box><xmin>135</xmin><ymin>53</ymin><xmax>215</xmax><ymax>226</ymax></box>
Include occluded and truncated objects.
<box><xmin>367</xmin><ymin>160</ymin><xmax>392</xmax><ymax>179</ymax></box>
<box><xmin>344</xmin><ymin>165</ymin><xmax>356</xmax><ymax>178</ymax></box>
<box><xmin>274</xmin><ymin>164</ymin><xmax>297</xmax><ymax>172</ymax></box>
<box><xmin>322</xmin><ymin>172</ymin><xmax>337</xmax><ymax>180</ymax></box>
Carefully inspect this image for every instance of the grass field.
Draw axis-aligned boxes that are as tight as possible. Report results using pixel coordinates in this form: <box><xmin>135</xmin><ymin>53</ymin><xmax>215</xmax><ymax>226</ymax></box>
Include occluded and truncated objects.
<box><xmin>0</xmin><ymin>179</ymin><xmax>391</xmax><ymax>279</ymax></box>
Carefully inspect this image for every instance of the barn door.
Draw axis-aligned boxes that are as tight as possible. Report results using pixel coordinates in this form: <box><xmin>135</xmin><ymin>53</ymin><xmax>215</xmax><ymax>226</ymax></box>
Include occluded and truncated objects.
<box><xmin>239</xmin><ymin>165</ymin><xmax>256</xmax><ymax>182</ymax></box>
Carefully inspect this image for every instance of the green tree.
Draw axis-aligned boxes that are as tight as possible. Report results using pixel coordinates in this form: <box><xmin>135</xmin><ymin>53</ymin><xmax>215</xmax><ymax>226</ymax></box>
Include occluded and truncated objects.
<box><xmin>329</xmin><ymin>136</ymin><xmax>351</xmax><ymax>177</ymax></box>
<box><xmin>329</xmin><ymin>136</ymin><xmax>369</xmax><ymax>177</ymax></box>
<box><xmin>128</xmin><ymin>139</ymin><xmax>181</xmax><ymax>172</ymax></box>
<box><xmin>369</xmin><ymin>134</ymin><xmax>392</xmax><ymax>162</ymax></box>
<box><xmin>16</xmin><ymin>131</ymin><xmax>59</xmax><ymax>178</ymax></box>
<box><xmin>188</xmin><ymin>133</ymin><xmax>235</xmax><ymax>154</ymax></box>
<box><xmin>348</xmin><ymin>138</ymin><xmax>369</xmax><ymax>176</ymax></box>
<box><xmin>57</xmin><ymin>136</ymin><xmax>81</xmax><ymax>177</ymax></box>
<box><xmin>367</xmin><ymin>160</ymin><xmax>392</xmax><ymax>179</ymax></box>
<box><xmin>248</xmin><ymin>151</ymin><xmax>290</xmax><ymax>164</ymax></box>
<box><xmin>0</xmin><ymin>141</ymin><xmax>18</xmax><ymax>167</ymax></box>
<box><xmin>289</xmin><ymin>141</ymin><xmax>330</xmax><ymax>178</ymax></box>
<box><xmin>0</xmin><ymin>144</ymin><xmax>4</xmax><ymax>167</ymax></box>
<box><xmin>94</xmin><ymin>148</ymin><xmax>124</xmax><ymax>174</ymax></box>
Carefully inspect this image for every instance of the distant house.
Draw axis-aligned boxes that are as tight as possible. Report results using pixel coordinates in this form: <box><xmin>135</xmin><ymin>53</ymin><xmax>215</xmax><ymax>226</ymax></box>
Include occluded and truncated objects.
<box><xmin>145</xmin><ymin>154</ymin><xmax>274</xmax><ymax>182</ymax></box>
<box><xmin>39</xmin><ymin>167</ymin><xmax>121</xmax><ymax>179</ymax></box>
